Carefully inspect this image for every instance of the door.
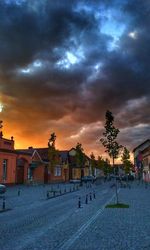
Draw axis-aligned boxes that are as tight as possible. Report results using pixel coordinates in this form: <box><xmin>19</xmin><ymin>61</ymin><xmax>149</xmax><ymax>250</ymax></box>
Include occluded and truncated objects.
<box><xmin>16</xmin><ymin>166</ymin><xmax>24</xmax><ymax>184</ymax></box>
<box><xmin>44</xmin><ymin>166</ymin><xmax>49</xmax><ymax>184</ymax></box>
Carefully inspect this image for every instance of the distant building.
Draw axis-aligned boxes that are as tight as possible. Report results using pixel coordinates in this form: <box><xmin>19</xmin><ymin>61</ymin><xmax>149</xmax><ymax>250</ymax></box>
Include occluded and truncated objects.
<box><xmin>68</xmin><ymin>148</ymin><xmax>90</xmax><ymax>180</ymax></box>
<box><xmin>133</xmin><ymin>139</ymin><xmax>150</xmax><ymax>181</ymax></box>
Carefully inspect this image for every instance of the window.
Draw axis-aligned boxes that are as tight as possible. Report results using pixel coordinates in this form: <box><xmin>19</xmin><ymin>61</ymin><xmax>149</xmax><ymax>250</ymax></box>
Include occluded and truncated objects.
<box><xmin>3</xmin><ymin>159</ymin><xmax>8</xmax><ymax>180</ymax></box>
<box><xmin>54</xmin><ymin>166</ymin><xmax>61</xmax><ymax>176</ymax></box>
<box><xmin>27</xmin><ymin>168</ymin><xmax>33</xmax><ymax>180</ymax></box>
<box><xmin>143</xmin><ymin>158</ymin><xmax>148</xmax><ymax>166</ymax></box>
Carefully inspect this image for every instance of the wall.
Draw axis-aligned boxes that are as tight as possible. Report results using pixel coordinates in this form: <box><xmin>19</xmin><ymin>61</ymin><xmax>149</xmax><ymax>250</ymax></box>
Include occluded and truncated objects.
<box><xmin>32</xmin><ymin>164</ymin><xmax>44</xmax><ymax>184</ymax></box>
<box><xmin>0</xmin><ymin>137</ymin><xmax>14</xmax><ymax>150</ymax></box>
<box><xmin>0</xmin><ymin>151</ymin><xmax>17</xmax><ymax>184</ymax></box>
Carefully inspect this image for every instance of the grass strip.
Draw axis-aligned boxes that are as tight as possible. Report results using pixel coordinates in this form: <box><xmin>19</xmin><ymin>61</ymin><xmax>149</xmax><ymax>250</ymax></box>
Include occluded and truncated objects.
<box><xmin>105</xmin><ymin>203</ymin><xmax>129</xmax><ymax>208</ymax></box>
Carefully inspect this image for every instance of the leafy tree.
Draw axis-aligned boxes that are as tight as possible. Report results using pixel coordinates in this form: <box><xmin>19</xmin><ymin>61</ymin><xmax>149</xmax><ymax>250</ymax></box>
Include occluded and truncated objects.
<box><xmin>100</xmin><ymin>110</ymin><xmax>122</xmax><ymax>203</ymax></box>
<box><xmin>75</xmin><ymin>143</ymin><xmax>85</xmax><ymax>184</ymax></box>
<box><xmin>48</xmin><ymin>133</ymin><xmax>59</xmax><ymax>175</ymax></box>
<box><xmin>100</xmin><ymin>111</ymin><xmax>122</xmax><ymax>167</ymax></box>
<box><xmin>97</xmin><ymin>156</ymin><xmax>112</xmax><ymax>176</ymax></box>
<box><xmin>121</xmin><ymin>147</ymin><xmax>133</xmax><ymax>175</ymax></box>
<box><xmin>90</xmin><ymin>152</ymin><xmax>96</xmax><ymax>176</ymax></box>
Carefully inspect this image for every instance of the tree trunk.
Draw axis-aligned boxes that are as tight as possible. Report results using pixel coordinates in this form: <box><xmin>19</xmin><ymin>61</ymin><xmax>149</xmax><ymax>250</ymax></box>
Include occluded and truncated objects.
<box><xmin>113</xmin><ymin>157</ymin><xmax>119</xmax><ymax>204</ymax></box>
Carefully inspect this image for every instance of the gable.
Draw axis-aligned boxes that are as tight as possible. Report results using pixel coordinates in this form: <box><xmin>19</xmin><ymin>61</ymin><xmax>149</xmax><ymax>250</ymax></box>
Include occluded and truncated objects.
<box><xmin>32</xmin><ymin>150</ymin><xmax>42</xmax><ymax>162</ymax></box>
<box><xmin>69</xmin><ymin>149</ymin><xmax>76</xmax><ymax>156</ymax></box>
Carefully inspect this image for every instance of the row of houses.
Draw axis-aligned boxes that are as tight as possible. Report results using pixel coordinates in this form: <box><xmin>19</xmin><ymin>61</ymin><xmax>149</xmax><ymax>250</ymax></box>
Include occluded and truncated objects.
<box><xmin>0</xmin><ymin>133</ymin><xmax>96</xmax><ymax>185</ymax></box>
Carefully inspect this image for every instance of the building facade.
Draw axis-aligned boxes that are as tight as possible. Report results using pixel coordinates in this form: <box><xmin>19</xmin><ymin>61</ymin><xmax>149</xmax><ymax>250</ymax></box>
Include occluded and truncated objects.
<box><xmin>133</xmin><ymin>139</ymin><xmax>150</xmax><ymax>181</ymax></box>
<box><xmin>0</xmin><ymin>134</ymin><xmax>31</xmax><ymax>185</ymax></box>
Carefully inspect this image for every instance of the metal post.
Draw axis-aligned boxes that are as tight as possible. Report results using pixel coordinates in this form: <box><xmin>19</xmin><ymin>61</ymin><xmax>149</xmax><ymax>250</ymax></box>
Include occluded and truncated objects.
<box><xmin>47</xmin><ymin>191</ymin><xmax>49</xmax><ymax>199</ymax></box>
<box><xmin>2</xmin><ymin>197</ymin><xmax>5</xmax><ymax>210</ymax></box>
<box><xmin>18</xmin><ymin>189</ymin><xmax>20</xmax><ymax>196</ymax></box>
<box><xmin>78</xmin><ymin>197</ymin><xmax>81</xmax><ymax>208</ymax></box>
<box><xmin>85</xmin><ymin>194</ymin><xmax>88</xmax><ymax>204</ymax></box>
<box><xmin>93</xmin><ymin>191</ymin><xmax>96</xmax><ymax>199</ymax></box>
<box><xmin>90</xmin><ymin>192</ymin><xmax>92</xmax><ymax>201</ymax></box>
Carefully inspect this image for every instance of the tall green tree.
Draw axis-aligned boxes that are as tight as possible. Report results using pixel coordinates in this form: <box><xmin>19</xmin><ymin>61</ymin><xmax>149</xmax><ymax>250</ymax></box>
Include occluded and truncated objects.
<box><xmin>97</xmin><ymin>156</ymin><xmax>112</xmax><ymax>176</ymax></box>
<box><xmin>121</xmin><ymin>147</ymin><xmax>132</xmax><ymax>175</ymax></box>
<box><xmin>48</xmin><ymin>132</ymin><xmax>59</xmax><ymax>175</ymax></box>
<box><xmin>90</xmin><ymin>152</ymin><xmax>96</xmax><ymax>176</ymax></box>
<box><xmin>75</xmin><ymin>143</ymin><xmax>85</xmax><ymax>184</ymax></box>
<box><xmin>100</xmin><ymin>110</ymin><xmax>122</xmax><ymax>203</ymax></box>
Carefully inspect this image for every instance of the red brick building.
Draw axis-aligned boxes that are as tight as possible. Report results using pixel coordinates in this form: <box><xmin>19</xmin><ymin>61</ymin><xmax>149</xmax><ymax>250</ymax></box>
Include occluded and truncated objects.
<box><xmin>16</xmin><ymin>148</ymin><xmax>69</xmax><ymax>184</ymax></box>
<box><xmin>0</xmin><ymin>134</ymin><xmax>31</xmax><ymax>185</ymax></box>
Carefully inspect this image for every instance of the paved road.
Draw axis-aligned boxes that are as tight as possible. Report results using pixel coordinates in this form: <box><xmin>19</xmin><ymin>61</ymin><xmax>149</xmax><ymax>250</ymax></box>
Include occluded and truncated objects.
<box><xmin>0</xmin><ymin>181</ymin><xmax>149</xmax><ymax>250</ymax></box>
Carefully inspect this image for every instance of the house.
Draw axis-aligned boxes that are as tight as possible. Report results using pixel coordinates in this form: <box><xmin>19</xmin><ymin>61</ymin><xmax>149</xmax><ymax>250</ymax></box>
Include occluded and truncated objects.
<box><xmin>16</xmin><ymin>147</ymin><xmax>69</xmax><ymax>184</ymax></box>
<box><xmin>0</xmin><ymin>133</ymin><xmax>31</xmax><ymax>185</ymax></box>
<box><xmin>68</xmin><ymin>148</ymin><xmax>90</xmax><ymax>180</ymax></box>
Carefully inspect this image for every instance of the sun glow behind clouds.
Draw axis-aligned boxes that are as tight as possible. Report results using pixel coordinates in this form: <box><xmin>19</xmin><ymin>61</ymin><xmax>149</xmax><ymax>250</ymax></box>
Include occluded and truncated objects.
<box><xmin>0</xmin><ymin>103</ymin><xmax>4</xmax><ymax>112</ymax></box>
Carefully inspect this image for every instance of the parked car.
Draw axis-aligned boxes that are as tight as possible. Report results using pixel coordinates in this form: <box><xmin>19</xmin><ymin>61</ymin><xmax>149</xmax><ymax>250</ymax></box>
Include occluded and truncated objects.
<box><xmin>82</xmin><ymin>176</ymin><xmax>96</xmax><ymax>182</ymax></box>
<box><xmin>69</xmin><ymin>179</ymin><xmax>81</xmax><ymax>184</ymax></box>
<box><xmin>0</xmin><ymin>184</ymin><xmax>6</xmax><ymax>194</ymax></box>
<box><xmin>119</xmin><ymin>174</ymin><xmax>134</xmax><ymax>181</ymax></box>
<box><xmin>128</xmin><ymin>174</ymin><xmax>134</xmax><ymax>181</ymax></box>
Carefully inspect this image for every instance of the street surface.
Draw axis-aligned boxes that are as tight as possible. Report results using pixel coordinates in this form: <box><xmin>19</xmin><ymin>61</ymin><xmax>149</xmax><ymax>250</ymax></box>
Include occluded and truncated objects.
<box><xmin>0</xmin><ymin>181</ymin><xmax>149</xmax><ymax>250</ymax></box>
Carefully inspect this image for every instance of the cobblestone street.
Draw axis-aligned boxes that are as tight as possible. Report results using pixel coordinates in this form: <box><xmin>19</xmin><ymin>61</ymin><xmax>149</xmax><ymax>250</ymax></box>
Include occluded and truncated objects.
<box><xmin>0</xmin><ymin>181</ymin><xmax>149</xmax><ymax>250</ymax></box>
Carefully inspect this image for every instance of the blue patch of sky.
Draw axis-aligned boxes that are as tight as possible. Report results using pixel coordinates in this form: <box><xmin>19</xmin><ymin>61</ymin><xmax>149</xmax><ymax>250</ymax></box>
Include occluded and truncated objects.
<box><xmin>5</xmin><ymin>0</ymin><xmax>26</xmax><ymax>5</ymax></box>
<box><xmin>100</xmin><ymin>8</ymin><xmax>126</xmax><ymax>51</ymax></box>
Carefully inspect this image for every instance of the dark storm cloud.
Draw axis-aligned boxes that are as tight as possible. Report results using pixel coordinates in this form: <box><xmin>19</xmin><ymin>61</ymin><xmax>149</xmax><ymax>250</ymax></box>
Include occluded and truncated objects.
<box><xmin>0</xmin><ymin>0</ymin><xmax>150</xmax><ymax>154</ymax></box>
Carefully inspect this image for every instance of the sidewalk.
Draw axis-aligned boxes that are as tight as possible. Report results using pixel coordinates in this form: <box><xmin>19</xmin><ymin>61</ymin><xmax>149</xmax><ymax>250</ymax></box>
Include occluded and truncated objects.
<box><xmin>68</xmin><ymin>182</ymin><xmax>150</xmax><ymax>250</ymax></box>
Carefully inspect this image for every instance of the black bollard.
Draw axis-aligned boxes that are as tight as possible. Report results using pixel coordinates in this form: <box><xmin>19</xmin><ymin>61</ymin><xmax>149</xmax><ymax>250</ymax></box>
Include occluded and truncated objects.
<box><xmin>85</xmin><ymin>194</ymin><xmax>88</xmax><ymax>204</ymax></box>
<box><xmin>60</xmin><ymin>189</ymin><xmax>62</xmax><ymax>195</ymax></box>
<box><xmin>78</xmin><ymin>197</ymin><xmax>81</xmax><ymax>208</ymax></box>
<box><xmin>73</xmin><ymin>185</ymin><xmax>75</xmax><ymax>191</ymax></box>
<box><xmin>64</xmin><ymin>188</ymin><xmax>66</xmax><ymax>193</ymax></box>
<box><xmin>18</xmin><ymin>189</ymin><xmax>21</xmax><ymax>196</ymax></box>
<box><xmin>47</xmin><ymin>191</ymin><xmax>49</xmax><ymax>199</ymax></box>
<box><xmin>90</xmin><ymin>193</ymin><xmax>92</xmax><ymax>201</ymax></box>
<box><xmin>93</xmin><ymin>191</ymin><xmax>96</xmax><ymax>199</ymax></box>
<box><xmin>2</xmin><ymin>197</ymin><xmax>5</xmax><ymax>210</ymax></box>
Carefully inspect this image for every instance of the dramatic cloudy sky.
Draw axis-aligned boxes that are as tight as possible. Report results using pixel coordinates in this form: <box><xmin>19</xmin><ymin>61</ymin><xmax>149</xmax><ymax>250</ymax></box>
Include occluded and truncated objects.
<box><xmin>0</xmin><ymin>0</ymin><xmax>150</xmax><ymax>158</ymax></box>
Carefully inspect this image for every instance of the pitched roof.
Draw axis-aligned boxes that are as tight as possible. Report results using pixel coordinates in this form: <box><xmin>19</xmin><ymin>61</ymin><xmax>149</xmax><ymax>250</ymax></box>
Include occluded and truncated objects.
<box><xmin>133</xmin><ymin>139</ymin><xmax>150</xmax><ymax>152</ymax></box>
<box><xmin>15</xmin><ymin>147</ymin><xmax>69</xmax><ymax>162</ymax></box>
